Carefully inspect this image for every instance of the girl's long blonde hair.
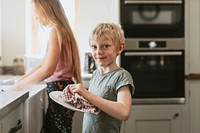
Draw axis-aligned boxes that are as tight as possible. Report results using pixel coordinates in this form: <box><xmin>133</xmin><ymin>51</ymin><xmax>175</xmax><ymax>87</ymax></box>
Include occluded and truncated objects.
<box><xmin>33</xmin><ymin>0</ymin><xmax>82</xmax><ymax>83</ymax></box>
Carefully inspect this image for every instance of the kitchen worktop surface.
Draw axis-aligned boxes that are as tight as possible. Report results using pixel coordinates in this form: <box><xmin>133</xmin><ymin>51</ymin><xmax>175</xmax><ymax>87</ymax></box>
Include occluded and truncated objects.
<box><xmin>0</xmin><ymin>84</ymin><xmax>47</xmax><ymax>119</ymax></box>
<box><xmin>185</xmin><ymin>74</ymin><xmax>200</xmax><ymax>80</ymax></box>
<box><xmin>0</xmin><ymin>90</ymin><xmax>28</xmax><ymax>119</ymax></box>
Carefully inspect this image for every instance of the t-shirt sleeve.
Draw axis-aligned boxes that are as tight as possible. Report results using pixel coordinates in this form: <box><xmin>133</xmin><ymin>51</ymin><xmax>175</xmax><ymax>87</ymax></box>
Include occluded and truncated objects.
<box><xmin>115</xmin><ymin>70</ymin><xmax>135</xmax><ymax>97</ymax></box>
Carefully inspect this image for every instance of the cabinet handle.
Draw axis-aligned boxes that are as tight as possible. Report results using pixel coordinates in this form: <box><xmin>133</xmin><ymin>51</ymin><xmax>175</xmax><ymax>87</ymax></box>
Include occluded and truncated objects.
<box><xmin>124</xmin><ymin>0</ymin><xmax>182</xmax><ymax>4</ymax></box>
<box><xmin>124</xmin><ymin>51</ymin><xmax>182</xmax><ymax>56</ymax></box>
<box><xmin>173</xmin><ymin>113</ymin><xmax>179</xmax><ymax>119</ymax></box>
<box><xmin>9</xmin><ymin>119</ymin><xmax>22</xmax><ymax>133</ymax></box>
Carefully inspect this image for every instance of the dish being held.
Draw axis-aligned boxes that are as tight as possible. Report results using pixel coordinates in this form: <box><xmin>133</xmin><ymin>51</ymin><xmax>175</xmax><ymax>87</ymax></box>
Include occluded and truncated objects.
<box><xmin>50</xmin><ymin>89</ymin><xmax>100</xmax><ymax>114</ymax></box>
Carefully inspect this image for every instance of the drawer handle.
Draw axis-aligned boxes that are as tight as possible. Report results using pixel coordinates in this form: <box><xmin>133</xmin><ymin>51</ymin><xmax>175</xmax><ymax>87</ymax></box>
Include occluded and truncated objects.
<box><xmin>9</xmin><ymin>119</ymin><xmax>22</xmax><ymax>133</ymax></box>
<box><xmin>173</xmin><ymin>113</ymin><xmax>179</xmax><ymax>119</ymax></box>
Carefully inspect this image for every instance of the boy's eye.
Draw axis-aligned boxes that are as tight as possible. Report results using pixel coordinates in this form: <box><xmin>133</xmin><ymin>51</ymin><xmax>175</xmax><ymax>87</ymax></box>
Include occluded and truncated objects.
<box><xmin>91</xmin><ymin>45</ymin><xmax>97</xmax><ymax>50</ymax></box>
<box><xmin>103</xmin><ymin>45</ymin><xmax>110</xmax><ymax>49</ymax></box>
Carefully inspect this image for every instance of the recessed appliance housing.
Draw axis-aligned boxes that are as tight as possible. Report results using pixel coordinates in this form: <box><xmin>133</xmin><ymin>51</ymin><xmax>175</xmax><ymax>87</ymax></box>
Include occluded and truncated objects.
<box><xmin>120</xmin><ymin>0</ymin><xmax>185</xmax><ymax>38</ymax></box>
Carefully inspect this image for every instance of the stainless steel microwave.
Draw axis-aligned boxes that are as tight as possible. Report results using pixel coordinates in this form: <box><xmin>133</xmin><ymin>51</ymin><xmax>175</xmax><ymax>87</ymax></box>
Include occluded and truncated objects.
<box><xmin>120</xmin><ymin>0</ymin><xmax>185</xmax><ymax>38</ymax></box>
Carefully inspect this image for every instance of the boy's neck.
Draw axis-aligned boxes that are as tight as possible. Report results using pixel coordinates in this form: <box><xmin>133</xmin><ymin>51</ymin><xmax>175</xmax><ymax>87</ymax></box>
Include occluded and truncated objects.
<box><xmin>100</xmin><ymin>64</ymin><xmax>119</xmax><ymax>74</ymax></box>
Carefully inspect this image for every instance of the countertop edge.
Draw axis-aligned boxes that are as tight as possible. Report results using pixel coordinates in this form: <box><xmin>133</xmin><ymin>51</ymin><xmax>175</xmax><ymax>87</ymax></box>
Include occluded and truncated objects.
<box><xmin>0</xmin><ymin>91</ymin><xmax>29</xmax><ymax>119</ymax></box>
<box><xmin>185</xmin><ymin>74</ymin><xmax>200</xmax><ymax>80</ymax></box>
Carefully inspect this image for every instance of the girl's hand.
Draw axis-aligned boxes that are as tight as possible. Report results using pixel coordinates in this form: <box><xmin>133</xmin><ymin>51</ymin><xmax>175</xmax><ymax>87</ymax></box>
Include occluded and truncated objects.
<box><xmin>9</xmin><ymin>85</ymin><xmax>22</xmax><ymax>92</ymax></box>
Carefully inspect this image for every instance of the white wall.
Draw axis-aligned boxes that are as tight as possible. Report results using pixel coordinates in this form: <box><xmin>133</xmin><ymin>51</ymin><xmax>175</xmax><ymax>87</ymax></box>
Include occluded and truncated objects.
<box><xmin>76</xmin><ymin>0</ymin><xmax>120</xmax><ymax>71</ymax></box>
<box><xmin>0</xmin><ymin>0</ymin><xmax>119</xmax><ymax>68</ymax></box>
<box><xmin>1</xmin><ymin>0</ymin><xmax>26</xmax><ymax>66</ymax></box>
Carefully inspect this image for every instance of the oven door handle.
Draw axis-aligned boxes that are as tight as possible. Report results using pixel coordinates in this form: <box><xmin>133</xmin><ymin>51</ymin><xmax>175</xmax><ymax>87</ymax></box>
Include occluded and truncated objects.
<box><xmin>124</xmin><ymin>51</ymin><xmax>182</xmax><ymax>56</ymax></box>
<box><xmin>124</xmin><ymin>0</ymin><xmax>183</xmax><ymax>4</ymax></box>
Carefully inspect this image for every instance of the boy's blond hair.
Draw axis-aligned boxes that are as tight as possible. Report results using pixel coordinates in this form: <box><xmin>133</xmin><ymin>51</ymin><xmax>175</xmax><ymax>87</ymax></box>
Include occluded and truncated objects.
<box><xmin>89</xmin><ymin>23</ymin><xmax>125</xmax><ymax>48</ymax></box>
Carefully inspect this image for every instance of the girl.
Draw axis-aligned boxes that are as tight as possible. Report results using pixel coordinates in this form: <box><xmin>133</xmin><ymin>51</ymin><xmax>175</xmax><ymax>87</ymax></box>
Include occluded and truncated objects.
<box><xmin>65</xmin><ymin>23</ymin><xmax>135</xmax><ymax>133</ymax></box>
<box><xmin>10</xmin><ymin>0</ymin><xmax>82</xmax><ymax>132</ymax></box>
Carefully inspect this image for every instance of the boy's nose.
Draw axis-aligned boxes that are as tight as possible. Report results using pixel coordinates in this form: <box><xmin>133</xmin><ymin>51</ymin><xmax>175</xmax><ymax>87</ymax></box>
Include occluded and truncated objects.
<box><xmin>96</xmin><ymin>48</ymin><xmax>103</xmax><ymax>54</ymax></box>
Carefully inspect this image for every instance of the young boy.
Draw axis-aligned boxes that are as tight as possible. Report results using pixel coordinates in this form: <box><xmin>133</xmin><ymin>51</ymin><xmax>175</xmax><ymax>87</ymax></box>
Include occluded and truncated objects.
<box><xmin>66</xmin><ymin>23</ymin><xmax>135</xmax><ymax>133</ymax></box>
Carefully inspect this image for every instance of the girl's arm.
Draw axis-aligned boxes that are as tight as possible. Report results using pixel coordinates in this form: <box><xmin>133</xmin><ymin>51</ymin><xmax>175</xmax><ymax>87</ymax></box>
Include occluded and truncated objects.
<box><xmin>70</xmin><ymin>84</ymin><xmax>132</xmax><ymax>121</ymax></box>
<box><xmin>17</xmin><ymin>57</ymin><xmax>46</xmax><ymax>82</ymax></box>
<box><xmin>11</xmin><ymin>28</ymin><xmax>61</xmax><ymax>91</ymax></box>
<box><xmin>17</xmin><ymin>64</ymin><xmax>41</xmax><ymax>82</ymax></box>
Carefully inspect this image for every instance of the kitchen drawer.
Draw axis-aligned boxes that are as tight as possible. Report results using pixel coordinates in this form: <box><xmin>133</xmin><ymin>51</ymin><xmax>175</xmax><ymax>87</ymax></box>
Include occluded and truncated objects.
<box><xmin>1</xmin><ymin>104</ymin><xmax>23</xmax><ymax>133</ymax></box>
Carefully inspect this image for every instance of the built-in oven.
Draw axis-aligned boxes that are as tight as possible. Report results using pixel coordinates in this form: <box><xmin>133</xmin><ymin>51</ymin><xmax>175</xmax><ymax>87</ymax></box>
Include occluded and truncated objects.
<box><xmin>120</xmin><ymin>0</ymin><xmax>184</xmax><ymax>38</ymax></box>
<box><xmin>121</xmin><ymin>39</ymin><xmax>185</xmax><ymax>104</ymax></box>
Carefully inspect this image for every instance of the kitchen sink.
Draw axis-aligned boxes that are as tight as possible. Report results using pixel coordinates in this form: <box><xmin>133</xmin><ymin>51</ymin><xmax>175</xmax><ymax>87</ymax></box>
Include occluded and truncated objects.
<box><xmin>0</xmin><ymin>75</ymin><xmax>46</xmax><ymax>96</ymax></box>
<box><xmin>0</xmin><ymin>75</ymin><xmax>19</xmax><ymax>85</ymax></box>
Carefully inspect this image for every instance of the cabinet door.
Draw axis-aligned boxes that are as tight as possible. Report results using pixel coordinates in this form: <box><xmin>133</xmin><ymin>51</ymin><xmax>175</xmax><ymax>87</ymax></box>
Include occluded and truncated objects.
<box><xmin>189</xmin><ymin>81</ymin><xmax>200</xmax><ymax>133</ymax></box>
<box><xmin>2</xmin><ymin>105</ymin><xmax>23</xmax><ymax>133</ymax></box>
<box><xmin>0</xmin><ymin>120</ymin><xmax>2</xmax><ymax>133</ymax></box>
<box><xmin>124</xmin><ymin>105</ymin><xmax>184</xmax><ymax>133</ymax></box>
<box><xmin>186</xmin><ymin>0</ymin><xmax>200</xmax><ymax>73</ymax></box>
<box><xmin>72</xmin><ymin>112</ymin><xmax>83</xmax><ymax>133</ymax></box>
<box><xmin>24</xmin><ymin>89</ymin><xmax>46</xmax><ymax>133</ymax></box>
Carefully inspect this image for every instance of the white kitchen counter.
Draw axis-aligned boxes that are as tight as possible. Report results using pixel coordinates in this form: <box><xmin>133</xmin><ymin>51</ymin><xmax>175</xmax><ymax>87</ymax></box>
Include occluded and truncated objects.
<box><xmin>0</xmin><ymin>84</ymin><xmax>47</xmax><ymax>133</ymax></box>
<box><xmin>0</xmin><ymin>90</ymin><xmax>29</xmax><ymax>119</ymax></box>
<box><xmin>0</xmin><ymin>84</ymin><xmax>47</xmax><ymax>118</ymax></box>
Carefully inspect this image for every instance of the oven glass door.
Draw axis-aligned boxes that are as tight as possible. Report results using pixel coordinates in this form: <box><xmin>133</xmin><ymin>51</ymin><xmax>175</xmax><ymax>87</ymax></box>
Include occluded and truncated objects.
<box><xmin>120</xmin><ymin>0</ymin><xmax>184</xmax><ymax>38</ymax></box>
<box><xmin>121</xmin><ymin>50</ymin><xmax>184</xmax><ymax>99</ymax></box>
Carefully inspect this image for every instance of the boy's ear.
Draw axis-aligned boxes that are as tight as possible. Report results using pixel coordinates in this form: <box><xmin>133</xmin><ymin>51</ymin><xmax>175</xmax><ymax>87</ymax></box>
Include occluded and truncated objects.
<box><xmin>118</xmin><ymin>43</ymin><xmax>125</xmax><ymax>55</ymax></box>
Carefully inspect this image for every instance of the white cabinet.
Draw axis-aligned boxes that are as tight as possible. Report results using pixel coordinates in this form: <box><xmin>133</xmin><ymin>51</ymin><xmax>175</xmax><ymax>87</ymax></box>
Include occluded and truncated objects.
<box><xmin>186</xmin><ymin>0</ymin><xmax>200</xmax><ymax>132</ymax></box>
<box><xmin>0</xmin><ymin>119</ymin><xmax>2</xmax><ymax>133</ymax></box>
<box><xmin>123</xmin><ymin>105</ymin><xmax>185</xmax><ymax>133</ymax></box>
<box><xmin>23</xmin><ymin>86</ymin><xmax>48</xmax><ymax>133</ymax></box>
<box><xmin>185</xmin><ymin>0</ymin><xmax>200</xmax><ymax>74</ymax></box>
<box><xmin>72</xmin><ymin>112</ymin><xmax>84</xmax><ymax>133</ymax></box>
<box><xmin>188</xmin><ymin>80</ymin><xmax>200</xmax><ymax>133</ymax></box>
<box><xmin>0</xmin><ymin>104</ymin><xmax>24</xmax><ymax>133</ymax></box>
<box><xmin>72</xmin><ymin>105</ymin><xmax>186</xmax><ymax>133</ymax></box>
